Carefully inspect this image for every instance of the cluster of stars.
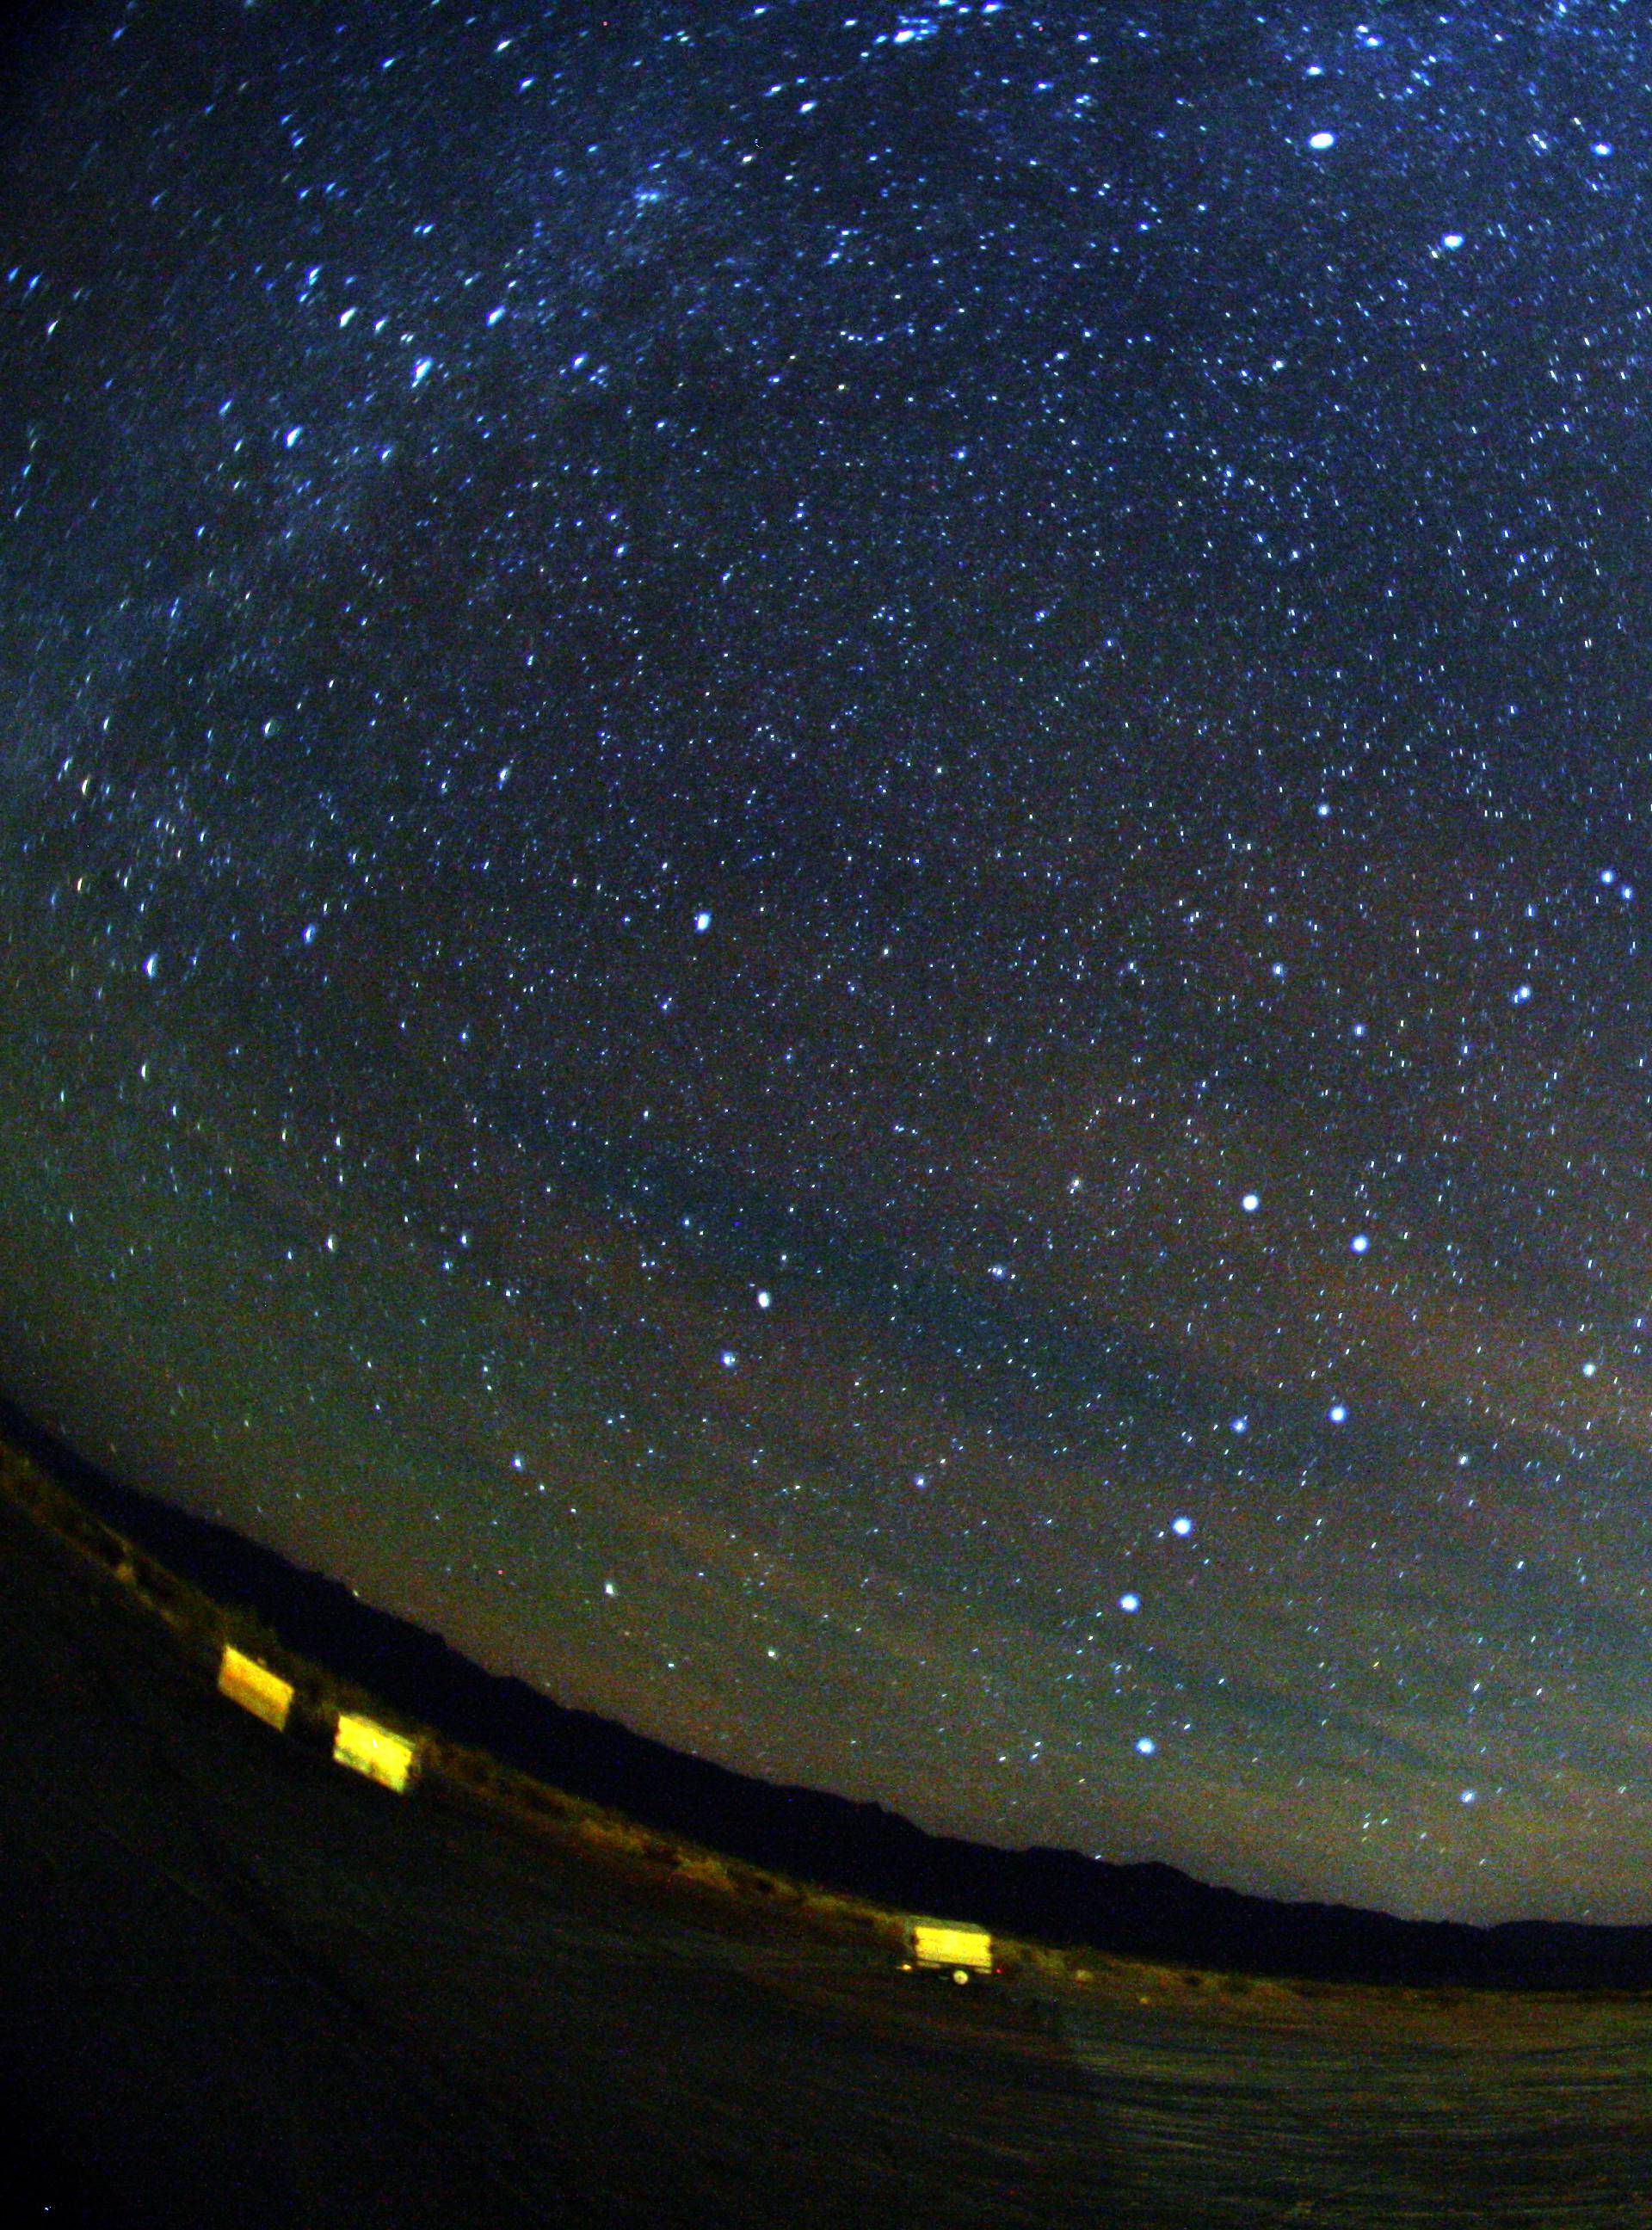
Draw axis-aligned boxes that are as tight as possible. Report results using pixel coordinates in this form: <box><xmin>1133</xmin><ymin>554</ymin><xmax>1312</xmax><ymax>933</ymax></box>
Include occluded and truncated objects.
<box><xmin>5</xmin><ymin>0</ymin><xmax>1652</xmax><ymax>1924</ymax></box>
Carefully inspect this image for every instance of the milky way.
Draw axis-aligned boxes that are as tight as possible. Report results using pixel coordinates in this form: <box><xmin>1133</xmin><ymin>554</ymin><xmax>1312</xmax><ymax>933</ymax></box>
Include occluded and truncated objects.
<box><xmin>7</xmin><ymin>0</ymin><xmax>1652</xmax><ymax>1923</ymax></box>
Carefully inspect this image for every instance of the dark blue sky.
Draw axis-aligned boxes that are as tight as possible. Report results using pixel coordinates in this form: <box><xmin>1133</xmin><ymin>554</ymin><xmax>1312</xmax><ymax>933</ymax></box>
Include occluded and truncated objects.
<box><xmin>7</xmin><ymin>0</ymin><xmax>1652</xmax><ymax>1922</ymax></box>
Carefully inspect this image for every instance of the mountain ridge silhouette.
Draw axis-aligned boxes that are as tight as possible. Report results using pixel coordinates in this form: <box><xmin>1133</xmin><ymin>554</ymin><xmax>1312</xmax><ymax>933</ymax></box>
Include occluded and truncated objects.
<box><xmin>6</xmin><ymin>1389</ymin><xmax>1649</xmax><ymax>1994</ymax></box>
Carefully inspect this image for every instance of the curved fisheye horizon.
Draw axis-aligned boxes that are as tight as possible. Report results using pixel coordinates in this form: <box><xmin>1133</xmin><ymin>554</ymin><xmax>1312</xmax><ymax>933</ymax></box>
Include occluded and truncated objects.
<box><xmin>6</xmin><ymin>0</ymin><xmax>1652</xmax><ymax>1932</ymax></box>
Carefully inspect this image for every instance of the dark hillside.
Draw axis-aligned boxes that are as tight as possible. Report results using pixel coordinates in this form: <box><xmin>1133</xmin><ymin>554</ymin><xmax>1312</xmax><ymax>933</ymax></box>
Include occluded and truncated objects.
<box><xmin>7</xmin><ymin>1391</ymin><xmax>1651</xmax><ymax>1994</ymax></box>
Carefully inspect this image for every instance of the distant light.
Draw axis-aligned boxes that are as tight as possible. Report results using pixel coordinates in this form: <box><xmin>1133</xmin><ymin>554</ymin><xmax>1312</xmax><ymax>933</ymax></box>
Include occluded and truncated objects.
<box><xmin>604</xmin><ymin>1580</ymin><xmax>617</xmax><ymax>1598</ymax></box>
<box><xmin>284</xmin><ymin>425</ymin><xmax>302</xmax><ymax>447</ymax></box>
<box><xmin>1601</xmin><ymin>867</ymin><xmax>1617</xmax><ymax>885</ymax></box>
<box><xmin>1307</xmin><ymin>129</ymin><xmax>1336</xmax><ymax>151</ymax></box>
<box><xmin>1513</xmin><ymin>982</ymin><xmax>1533</xmax><ymax>1004</ymax></box>
<box><xmin>1230</xmin><ymin>1415</ymin><xmax>1248</xmax><ymax>1434</ymax></box>
<box><xmin>1460</xmin><ymin>1788</ymin><xmax>1477</xmax><ymax>1804</ymax></box>
<box><xmin>333</xmin><ymin>1713</ymin><xmax>416</xmax><ymax>1792</ymax></box>
<box><xmin>693</xmin><ymin>909</ymin><xmax>712</xmax><ymax>933</ymax></box>
<box><xmin>412</xmin><ymin>355</ymin><xmax>433</xmax><ymax>385</ymax></box>
<box><xmin>1119</xmin><ymin>1592</ymin><xmax>1141</xmax><ymax>1613</ymax></box>
<box><xmin>1241</xmin><ymin>1192</ymin><xmax>1261</xmax><ymax>1214</ymax></box>
<box><xmin>1171</xmin><ymin>1517</ymin><xmax>1193</xmax><ymax>1537</ymax></box>
<box><xmin>1135</xmin><ymin>1736</ymin><xmax>1157</xmax><ymax>1756</ymax></box>
<box><xmin>1350</xmin><ymin>1233</ymin><xmax>1370</xmax><ymax>1255</ymax></box>
<box><xmin>1583</xmin><ymin>1360</ymin><xmax>1598</xmax><ymax>1378</ymax></box>
<box><xmin>1440</xmin><ymin>231</ymin><xmax>1464</xmax><ymax>250</ymax></box>
<box><xmin>487</xmin><ymin>305</ymin><xmax>507</xmax><ymax>325</ymax></box>
<box><xmin>720</xmin><ymin>1349</ymin><xmax>738</xmax><ymax>1370</ymax></box>
<box><xmin>302</xmin><ymin>922</ymin><xmax>318</xmax><ymax>945</ymax></box>
<box><xmin>756</xmin><ymin>1289</ymin><xmax>772</xmax><ymax>1309</ymax></box>
<box><xmin>1328</xmin><ymin>1402</ymin><xmax>1347</xmax><ymax>1425</ymax></box>
<box><xmin>143</xmin><ymin>952</ymin><xmax>160</xmax><ymax>980</ymax></box>
<box><xmin>1594</xmin><ymin>140</ymin><xmax>1614</xmax><ymax>157</ymax></box>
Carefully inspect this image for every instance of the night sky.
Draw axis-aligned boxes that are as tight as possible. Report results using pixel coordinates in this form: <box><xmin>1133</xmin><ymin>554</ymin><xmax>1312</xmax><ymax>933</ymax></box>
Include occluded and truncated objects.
<box><xmin>9</xmin><ymin>0</ymin><xmax>1652</xmax><ymax>1926</ymax></box>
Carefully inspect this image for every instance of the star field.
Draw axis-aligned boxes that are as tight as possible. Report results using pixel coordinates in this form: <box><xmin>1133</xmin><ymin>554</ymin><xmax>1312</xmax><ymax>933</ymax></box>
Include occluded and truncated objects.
<box><xmin>6</xmin><ymin>0</ymin><xmax>1652</xmax><ymax>1923</ymax></box>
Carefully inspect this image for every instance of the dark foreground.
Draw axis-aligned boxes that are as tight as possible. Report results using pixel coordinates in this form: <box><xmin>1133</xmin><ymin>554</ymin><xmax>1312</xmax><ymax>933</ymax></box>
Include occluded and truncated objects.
<box><xmin>5</xmin><ymin>1496</ymin><xmax>1652</xmax><ymax>2227</ymax></box>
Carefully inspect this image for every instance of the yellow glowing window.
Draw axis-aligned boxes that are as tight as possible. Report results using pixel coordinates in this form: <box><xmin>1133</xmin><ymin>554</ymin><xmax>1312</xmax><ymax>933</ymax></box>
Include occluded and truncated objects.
<box><xmin>909</xmin><ymin>1923</ymin><xmax>993</xmax><ymax>1972</ymax></box>
<box><xmin>218</xmin><ymin>1644</ymin><xmax>294</xmax><ymax>1733</ymax></box>
<box><xmin>332</xmin><ymin>1712</ymin><xmax>417</xmax><ymax>1793</ymax></box>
